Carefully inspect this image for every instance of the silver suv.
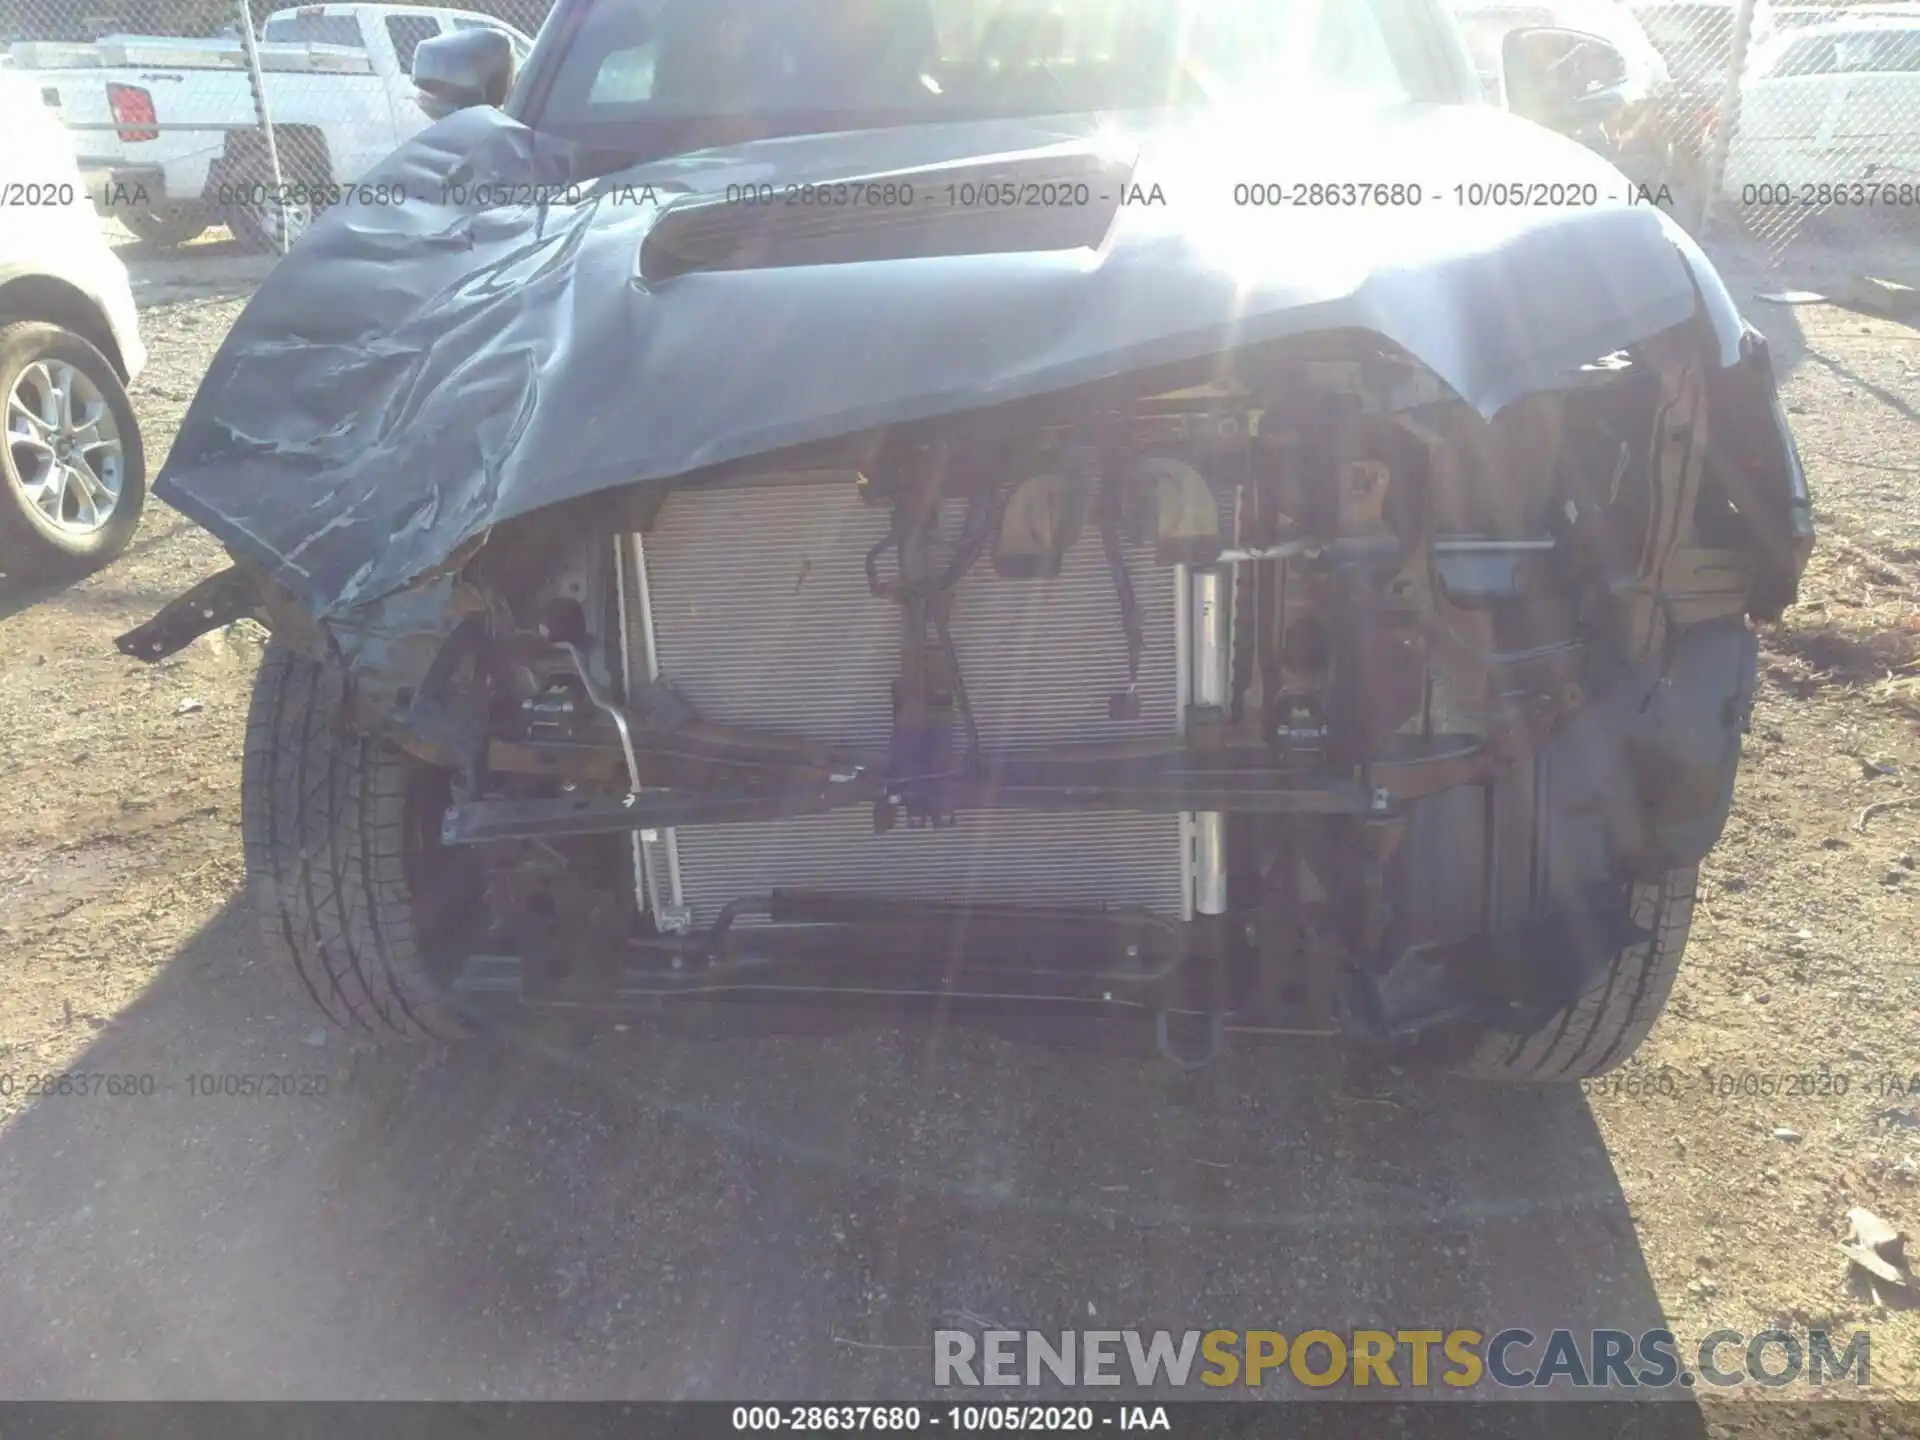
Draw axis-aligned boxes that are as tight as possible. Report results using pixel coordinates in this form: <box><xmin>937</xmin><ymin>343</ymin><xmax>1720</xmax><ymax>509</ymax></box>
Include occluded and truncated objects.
<box><xmin>0</xmin><ymin>71</ymin><xmax>147</xmax><ymax>583</ymax></box>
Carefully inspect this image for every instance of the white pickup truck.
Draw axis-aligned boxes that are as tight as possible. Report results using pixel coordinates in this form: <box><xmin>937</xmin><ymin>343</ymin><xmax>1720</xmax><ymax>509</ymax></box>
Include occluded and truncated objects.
<box><xmin>9</xmin><ymin>3</ymin><xmax>533</xmax><ymax>251</ymax></box>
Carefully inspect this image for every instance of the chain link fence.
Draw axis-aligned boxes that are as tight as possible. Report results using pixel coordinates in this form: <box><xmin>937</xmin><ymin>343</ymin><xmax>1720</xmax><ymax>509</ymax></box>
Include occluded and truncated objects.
<box><xmin>4</xmin><ymin>0</ymin><xmax>1916</xmax><ymax>280</ymax></box>
<box><xmin>1630</xmin><ymin>0</ymin><xmax>1920</xmax><ymax>263</ymax></box>
<box><xmin>2</xmin><ymin>0</ymin><xmax>556</xmax><ymax>251</ymax></box>
<box><xmin>1451</xmin><ymin>0</ymin><xmax>1920</xmax><ymax>275</ymax></box>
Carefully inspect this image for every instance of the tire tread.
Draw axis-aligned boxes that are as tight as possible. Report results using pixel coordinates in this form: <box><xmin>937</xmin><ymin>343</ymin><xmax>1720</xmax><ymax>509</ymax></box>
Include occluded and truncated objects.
<box><xmin>1453</xmin><ymin>869</ymin><xmax>1696</xmax><ymax>1082</ymax></box>
<box><xmin>241</xmin><ymin>641</ymin><xmax>464</xmax><ymax>1041</ymax></box>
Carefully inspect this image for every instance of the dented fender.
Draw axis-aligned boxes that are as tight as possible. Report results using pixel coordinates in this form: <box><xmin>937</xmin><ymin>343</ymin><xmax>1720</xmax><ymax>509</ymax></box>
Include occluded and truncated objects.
<box><xmin>1703</xmin><ymin>327</ymin><xmax>1815</xmax><ymax>622</ymax></box>
<box><xmin>1541</xmin><ymin>618</ymin><xmax>1760</xmax><ymax>879</ymax></box>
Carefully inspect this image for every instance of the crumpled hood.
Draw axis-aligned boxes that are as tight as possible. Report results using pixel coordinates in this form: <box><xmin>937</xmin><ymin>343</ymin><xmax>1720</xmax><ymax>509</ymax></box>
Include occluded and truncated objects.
<box><xmin>156</xmin><ymin>99</ymin><xmax>1725</xmax><ymax>619</ymax></box>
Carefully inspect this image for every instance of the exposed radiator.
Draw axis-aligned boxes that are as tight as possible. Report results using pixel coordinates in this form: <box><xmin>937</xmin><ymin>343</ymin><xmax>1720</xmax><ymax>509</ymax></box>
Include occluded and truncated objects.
<box><xmin>669</xmin><ymin>808</ymin><xmax>1187</xmax><ymax>925</ymax></box>
<box><xmin>625</xmin><ymin>476</ymin><xmax>1190</xmax><ymax>926</ymax></box>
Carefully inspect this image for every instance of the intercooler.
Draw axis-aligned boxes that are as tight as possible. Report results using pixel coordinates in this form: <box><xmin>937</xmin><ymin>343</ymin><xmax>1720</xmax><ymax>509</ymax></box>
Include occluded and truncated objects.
<box><xmin>621</xmin><ymin>476</ymin><xmax>1194</xmax><ymax>928</ymax></box>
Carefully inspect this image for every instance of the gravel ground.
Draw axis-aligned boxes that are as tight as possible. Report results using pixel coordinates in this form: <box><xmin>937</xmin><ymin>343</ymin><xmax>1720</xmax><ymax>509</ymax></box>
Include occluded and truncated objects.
<box><xmin>0</xmin><ymin>227</ymin><xmax>1914</xmax><ymax>1415</ymax></box>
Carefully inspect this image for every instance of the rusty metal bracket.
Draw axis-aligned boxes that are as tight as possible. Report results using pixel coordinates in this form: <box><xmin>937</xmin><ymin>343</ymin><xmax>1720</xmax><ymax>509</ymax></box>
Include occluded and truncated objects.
<box><xmin>115</xmin><ymin>564</ymin><xmax>262</xmax><ymax>663</ymax></box>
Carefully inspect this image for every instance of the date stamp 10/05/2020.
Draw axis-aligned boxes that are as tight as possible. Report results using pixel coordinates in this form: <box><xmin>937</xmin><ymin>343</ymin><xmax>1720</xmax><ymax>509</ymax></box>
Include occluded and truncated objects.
<box><xmin>0</xmin><ymin>1071</ymin><xmax>333</xmax><ymax>1101</ymax></box>
<box><xmin>1582</xmin><ymin>1066</ymin><xmax>1920</xmax><ymax>1102</ymax></box>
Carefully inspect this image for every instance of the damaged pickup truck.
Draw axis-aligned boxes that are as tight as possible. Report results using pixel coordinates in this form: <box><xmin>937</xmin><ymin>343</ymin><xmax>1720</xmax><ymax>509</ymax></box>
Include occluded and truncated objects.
<box><xmin>121</xmin><ymin>0</ymin><xmax>1813</xmax><ymax>1077</ymax></box>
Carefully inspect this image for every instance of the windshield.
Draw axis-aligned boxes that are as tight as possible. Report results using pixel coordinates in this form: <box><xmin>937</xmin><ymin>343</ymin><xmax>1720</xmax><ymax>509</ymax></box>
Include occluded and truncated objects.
<box><xmin>529</xmin><ymin>0</ymin><xmax>1415</xmax><ymax>143</ymax></box>
<box><xmin>260</xmin><ymin>12</ymin><xmax>363</xmax><ymax>47</ymax></box>
<box><xmin>1764</xmin><ymin>25</ymin><xmax>1920</xmax><ymax>76</ymax></box>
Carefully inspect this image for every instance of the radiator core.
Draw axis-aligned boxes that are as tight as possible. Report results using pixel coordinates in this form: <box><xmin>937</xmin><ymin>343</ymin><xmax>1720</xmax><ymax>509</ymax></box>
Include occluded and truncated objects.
<box><xmin>626</xmin><ymin>477</ymin><xmax>1190</xmax><ymax>926</ymax></box>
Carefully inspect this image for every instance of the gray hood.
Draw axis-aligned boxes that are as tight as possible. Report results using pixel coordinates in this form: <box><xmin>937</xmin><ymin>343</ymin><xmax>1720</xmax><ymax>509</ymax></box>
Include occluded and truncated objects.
<box><xmin>154</xmin><ymin>99</ymin><xmax>1736</xmax><ymax>619</ymax></box>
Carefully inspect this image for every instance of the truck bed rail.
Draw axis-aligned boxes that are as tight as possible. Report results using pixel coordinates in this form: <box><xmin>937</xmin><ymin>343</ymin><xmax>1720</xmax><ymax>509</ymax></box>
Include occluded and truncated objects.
<box><xmin>8</xmin><ymin>37</ymin><xmax>373</xmax><ymax>75</ymax></box>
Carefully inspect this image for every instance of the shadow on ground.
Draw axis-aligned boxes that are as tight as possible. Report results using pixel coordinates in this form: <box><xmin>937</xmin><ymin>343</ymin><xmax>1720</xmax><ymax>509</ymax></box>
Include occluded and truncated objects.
<box><xmin>1713</xmin><ymin>215</ymin><xmax>1920</xmax><ymax>382</ymax></box>
<box><xmin>0</xmin><ymin>500</ymin><xmax>202</xmax><ymax>623</ymax></box>
<box><xmin>116</xmin><ymin>239</ymin><xmax>280</xmax><ymax>308</ymax></box>
<box><xmin>0</xmin><ymin>900</ymin><xmax>1682</xmax><ymax>1404</ymax></box>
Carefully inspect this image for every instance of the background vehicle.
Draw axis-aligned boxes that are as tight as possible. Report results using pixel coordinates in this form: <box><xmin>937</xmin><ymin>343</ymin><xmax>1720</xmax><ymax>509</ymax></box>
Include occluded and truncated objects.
<box><xmin>1453</xmin><ymin>0</ymin><xmax>1712</xmax><ymax>224</ymax></box>
<box><xmin>8</xmin><ymin>3</ymin><xmax>533</xmax><ymax>251</ymax></box>
<box><xmin>0</xmin><ymin>70</ymin><xmax>146</xmax><ymax>583</ymax></box>
<box><xmin>1723</xmin><ymin>14</ymin><xmax>1920</xmax><ymax>207</ymax></box>
<box><xmin>124</xmin><ymin>0</ymin><xmax>1811</xmax><ymax>1084</ymax></box>
<box><xmin>1625</xmin><ymin>0</ymin><xmax>1784</xmax><ymax>90</ymax></box>
<box><xmin>1623</xmin><ymin>0</ymin><xmax>1785</xmax><ymax>179</ymax></box>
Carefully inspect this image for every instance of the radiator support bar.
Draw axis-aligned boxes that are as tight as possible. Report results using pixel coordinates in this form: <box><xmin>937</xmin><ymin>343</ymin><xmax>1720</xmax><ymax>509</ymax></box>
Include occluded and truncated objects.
<box><xmin>438</xmin><ymin>744</ymin><xmax>1491</xmax><ymax>846</ymax></box>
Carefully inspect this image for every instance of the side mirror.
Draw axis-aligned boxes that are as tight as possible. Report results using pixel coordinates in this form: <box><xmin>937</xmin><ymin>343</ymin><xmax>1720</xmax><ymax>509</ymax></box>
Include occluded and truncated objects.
<box><xmin>413</xmin><ymin>28</ymin><xmax>513</xmax><ymax>120</ymax></box>
<box><xmin>1502</xmin><ymin>27</ymin><xmax>1632</xmax><ymax>132</ymax></box>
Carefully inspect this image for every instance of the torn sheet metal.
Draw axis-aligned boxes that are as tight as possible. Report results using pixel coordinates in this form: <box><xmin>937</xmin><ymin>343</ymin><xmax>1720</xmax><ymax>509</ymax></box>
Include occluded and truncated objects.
<box><xmin>154</xmin><ymin>100</ymin><xmax>1731</xmax><ymax>619</ymax></box>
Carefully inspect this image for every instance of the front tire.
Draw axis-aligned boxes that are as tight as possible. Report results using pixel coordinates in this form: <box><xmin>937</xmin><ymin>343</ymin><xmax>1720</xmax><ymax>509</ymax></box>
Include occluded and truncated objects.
<box><xmin>241</xmin><ymin>640</ymin><xmax>478</xmax><ymax>1041</ymax></box>
<box><xmin>1448</xmin><ymin>868</ymin><xmax>1697</xmax><ymax>1082</ymax></box>
<box><xmin>0</xmin><ymin>321</ymin><xmax>146</xmax><ymax>584</ymax></box>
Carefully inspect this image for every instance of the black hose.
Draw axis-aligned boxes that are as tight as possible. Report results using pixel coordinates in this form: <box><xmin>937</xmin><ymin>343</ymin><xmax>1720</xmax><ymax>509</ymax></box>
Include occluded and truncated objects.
<box><xmin>704</xmin><ymin>894</ymin><xmax>772</xmax><ymax>962</ymax></box>
<box><xmin>933</xmin><ymin>603</ymin><xmax>981</xmax><ymax>766</ymax></box>
<box><xmin>1098</xmin><ymin>486</ymin><xmax>1145</xmax><ymax>700</ymax></box>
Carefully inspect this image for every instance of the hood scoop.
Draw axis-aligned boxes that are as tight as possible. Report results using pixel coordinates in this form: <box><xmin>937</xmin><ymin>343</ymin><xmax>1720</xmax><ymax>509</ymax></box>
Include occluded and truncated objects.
<box><xmin>639</xmin><ymin>143</ymin><xmax>1134</xmax><ymax>282</ymax></box>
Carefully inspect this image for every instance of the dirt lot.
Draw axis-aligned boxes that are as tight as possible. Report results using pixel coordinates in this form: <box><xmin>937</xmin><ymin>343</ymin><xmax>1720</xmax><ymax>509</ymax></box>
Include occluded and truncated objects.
<box><xmin>0</xmin><ymin>230</ymin><xmax>1915</xmax><ymax>1413</ymax></box>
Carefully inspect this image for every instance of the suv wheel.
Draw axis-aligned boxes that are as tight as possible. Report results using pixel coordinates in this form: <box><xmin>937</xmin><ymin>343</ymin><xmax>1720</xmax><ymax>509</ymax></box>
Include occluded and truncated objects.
<box><xmin>0</xmin><ymin>321</ymin><xmax>146</xmax><ymax>583</ymax></box>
